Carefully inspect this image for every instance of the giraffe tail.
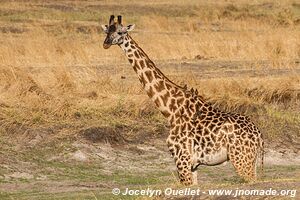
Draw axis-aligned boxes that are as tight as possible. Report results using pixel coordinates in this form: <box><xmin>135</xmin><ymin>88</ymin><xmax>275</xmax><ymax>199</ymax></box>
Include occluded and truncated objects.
<box><xmin>260</xmin><ymin>140</ymin><xmax>264</xmax><ymax>179</ymax></box>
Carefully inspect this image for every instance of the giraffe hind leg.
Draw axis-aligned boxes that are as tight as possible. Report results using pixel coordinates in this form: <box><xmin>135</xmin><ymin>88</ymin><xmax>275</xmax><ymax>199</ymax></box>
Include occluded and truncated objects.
<box><xmin>228</xmin><ymin>146</ymin><xmax>257</xmax><ymax>182</ymax></box>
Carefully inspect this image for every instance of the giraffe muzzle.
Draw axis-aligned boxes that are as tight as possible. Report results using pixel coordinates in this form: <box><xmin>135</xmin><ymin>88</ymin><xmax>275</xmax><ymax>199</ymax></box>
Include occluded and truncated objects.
<box><xmin>103</xmin><ymin>37</ymin><xmax>112</xmax><ymax>49</ymax></box>
<box><xmin>103</xmin><ymin>43</ymin><xmax>111</xmax><ymax>49</ymax></box>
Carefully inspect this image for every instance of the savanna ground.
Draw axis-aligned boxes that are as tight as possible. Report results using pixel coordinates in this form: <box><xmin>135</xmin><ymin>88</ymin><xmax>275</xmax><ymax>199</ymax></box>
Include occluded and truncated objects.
<box><xmin>0</xmin><ymin>0</ymin><xmax>299</xmax><ymax>199</ymax></box>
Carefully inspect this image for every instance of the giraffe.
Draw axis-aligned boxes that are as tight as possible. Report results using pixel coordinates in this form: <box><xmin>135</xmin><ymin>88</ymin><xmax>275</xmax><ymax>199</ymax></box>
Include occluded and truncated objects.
<box><xmin>101</xmin><ymin>15</ymin><xmax>264</xmax><ymax>185</ymax></box>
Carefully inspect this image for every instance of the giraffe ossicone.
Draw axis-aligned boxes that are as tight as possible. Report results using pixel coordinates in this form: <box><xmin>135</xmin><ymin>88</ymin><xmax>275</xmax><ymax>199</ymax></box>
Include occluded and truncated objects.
<box><xmin>101</xmin><ymin>15</ymin><xmax>264</xmax><ymax>186</ymax></box>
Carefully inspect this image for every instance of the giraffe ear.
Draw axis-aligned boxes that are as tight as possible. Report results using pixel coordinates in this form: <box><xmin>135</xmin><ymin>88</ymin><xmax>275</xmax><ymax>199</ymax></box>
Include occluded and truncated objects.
<box><xmin>121</xmin><ymin>24</ymin><xmax>135</xmax><ymax>33</ymax></box>
<box><xmin>101</xmin><ymin>25</ymin><xmax>108</xmax><ymax>33</ymax></box>
<box><xmin>126</xmin><ymin>24</ymin><xmax>135</xmax><ymax>32</ymax></box>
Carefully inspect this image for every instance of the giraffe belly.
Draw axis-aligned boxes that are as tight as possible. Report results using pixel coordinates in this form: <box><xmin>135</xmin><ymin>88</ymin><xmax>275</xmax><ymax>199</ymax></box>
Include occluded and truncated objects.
<box><xmin>194</xmin><ymin>147</ymin><xmax>228</xmax><ymax>166</ymax></box>
<box><xmin>205</xmin><ymin>148</ymin><xmax>228</xmax><ymax>165</ymax></box>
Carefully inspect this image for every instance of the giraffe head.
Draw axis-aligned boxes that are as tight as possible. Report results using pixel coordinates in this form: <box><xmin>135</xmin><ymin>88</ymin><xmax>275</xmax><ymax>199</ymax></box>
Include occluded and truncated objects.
<box><xmin>101</xmin><ymin>15</ymin><xmax>135</xmax><ymax>49</ymax></box>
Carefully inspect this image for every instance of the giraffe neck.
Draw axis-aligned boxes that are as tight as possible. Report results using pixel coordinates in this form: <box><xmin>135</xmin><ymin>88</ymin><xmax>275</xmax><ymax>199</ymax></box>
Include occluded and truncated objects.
<box><xmin>119</xmin><ymin>35</ymin><xmax>185</xmax><ymax>119</ymax></box>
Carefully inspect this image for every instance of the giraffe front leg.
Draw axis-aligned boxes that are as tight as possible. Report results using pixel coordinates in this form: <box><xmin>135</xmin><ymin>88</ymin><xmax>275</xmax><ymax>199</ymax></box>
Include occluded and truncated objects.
<box><xmin>175</xmin><ymin>153</ymin><xmax>197</xmax><ymax>186</ymax></box>
<box><xmin>192</xmin><ymin>170</ymin><xmax>198</xmax><ymax>185</ymax></box>
<box><xmin>167</xmin><ymin>137</ymin><xmax>197</xmax><ymax>185</ymax></box>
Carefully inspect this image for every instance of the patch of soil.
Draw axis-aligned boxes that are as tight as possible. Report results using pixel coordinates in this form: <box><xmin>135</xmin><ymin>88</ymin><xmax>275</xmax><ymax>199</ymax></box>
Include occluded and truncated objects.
<box><xmin>130</xmin><ymin>127</ymin><xmax>168</xmax><ymax>145</ymax></box>
<box><xmin>79</xmin><ymin>123</ymin><xmax>168</xmax><ymax>146</ymax></box>
<box><xmin>79</xmin><ymin>126</ymin><xmax>127</xmax><ymax>145</ymax></box>
<box><xmin>265</xmin><ymin>149</ymin><xmax>300</xmax><ymax>165</ymax></box>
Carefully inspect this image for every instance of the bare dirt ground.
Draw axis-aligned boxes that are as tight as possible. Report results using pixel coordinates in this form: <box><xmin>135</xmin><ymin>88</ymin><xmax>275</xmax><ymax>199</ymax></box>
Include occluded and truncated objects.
<box><xmin>0</xmin><ymin>60</ymin><xmax>299</xmax><ymax>200</ymax></box>
<box><xmin>0</xmin><ymin>123</ymin><xmax>299</xmax><ymax>200</ymax></box>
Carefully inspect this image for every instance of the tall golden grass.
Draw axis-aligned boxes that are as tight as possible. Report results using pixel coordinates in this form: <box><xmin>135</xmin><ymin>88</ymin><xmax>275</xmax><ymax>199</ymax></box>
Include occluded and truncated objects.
<box><xmin>0</xmin><ymin>0</ymin><xmax>299</xmax><ymax>133</ymax></box>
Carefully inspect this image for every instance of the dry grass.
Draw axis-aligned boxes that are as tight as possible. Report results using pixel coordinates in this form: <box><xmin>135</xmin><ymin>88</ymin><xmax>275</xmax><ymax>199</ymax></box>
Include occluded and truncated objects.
<box><xmin>0</xmin><ymin>0</ymin><xmax>299</xmax><ymax>138</ymax></box>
